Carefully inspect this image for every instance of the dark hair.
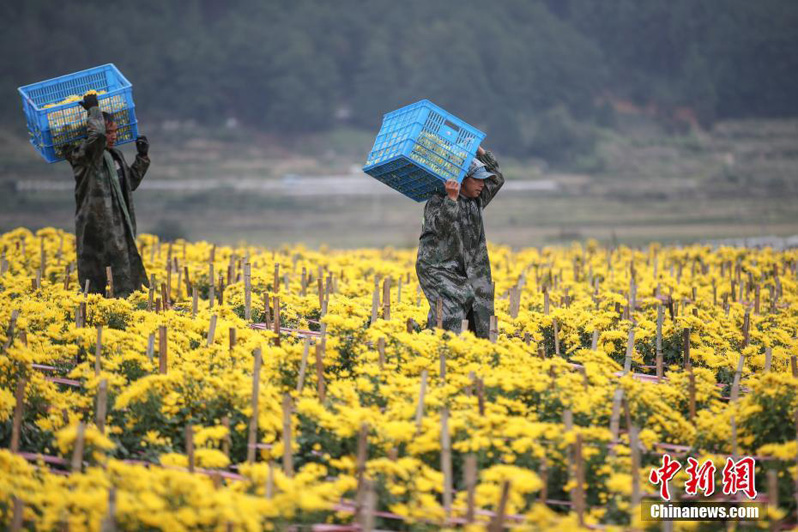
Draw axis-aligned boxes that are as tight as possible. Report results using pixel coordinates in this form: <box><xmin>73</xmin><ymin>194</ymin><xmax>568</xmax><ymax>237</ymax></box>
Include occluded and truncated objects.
<box><xmin>102</xmin><ymin>111</ymin><xmax>115</xmax><ymax>124</ymax></box>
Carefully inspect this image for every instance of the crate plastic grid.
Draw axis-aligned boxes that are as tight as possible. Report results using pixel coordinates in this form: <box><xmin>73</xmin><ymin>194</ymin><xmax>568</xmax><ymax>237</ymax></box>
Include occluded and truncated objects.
<box><xmin>363</xmin><ymin>100</ymin><xmax>485</xmax><ymax>202</ymax></box>
<box><xmin>18</xmin><ymin>64</ymin><xmax>138</xmax><ymax>163</ymax></box>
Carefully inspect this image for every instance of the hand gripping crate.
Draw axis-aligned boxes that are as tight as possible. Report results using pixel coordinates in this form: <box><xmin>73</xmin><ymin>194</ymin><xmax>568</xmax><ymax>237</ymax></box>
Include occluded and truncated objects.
<box><xmin>18</xmin><ymin>63</ymin><xmax>139</xmax><ymax>163</ymax></box>
<box><xmin>362</xmin><ymin>100</ymin><xmax>486</xmax><ymax>202</ymax></box>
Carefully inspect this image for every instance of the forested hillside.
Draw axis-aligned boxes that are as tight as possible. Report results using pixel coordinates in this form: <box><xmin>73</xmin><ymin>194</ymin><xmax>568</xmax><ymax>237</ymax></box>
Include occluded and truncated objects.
<box><xmin>3</xmin><ymin>0</ymin><xmax>797</xmax><ymax>159</ymax></box>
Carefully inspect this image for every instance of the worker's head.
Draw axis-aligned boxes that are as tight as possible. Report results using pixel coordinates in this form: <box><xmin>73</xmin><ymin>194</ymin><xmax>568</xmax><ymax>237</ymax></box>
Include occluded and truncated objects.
<box><xmin>102</xmin><ymin>112</ymin><xmax>117</xmax><ymax>147</ymax></box>
<box><xmin>459</xmin><ymin>158</ymin><xmax>494</xmax><ymax>199</ymax></box>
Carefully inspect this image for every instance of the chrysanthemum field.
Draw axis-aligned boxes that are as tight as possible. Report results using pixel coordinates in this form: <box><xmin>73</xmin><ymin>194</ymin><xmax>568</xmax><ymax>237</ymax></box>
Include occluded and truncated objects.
<box><xmin>1</xmin><ymin>227</ymin><xmax>797</xmax><ymax>531</ymax></box>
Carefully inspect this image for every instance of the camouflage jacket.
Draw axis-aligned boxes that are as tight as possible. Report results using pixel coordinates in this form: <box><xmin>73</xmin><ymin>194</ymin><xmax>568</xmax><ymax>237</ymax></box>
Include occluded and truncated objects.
<box><xmin>66</xmin><ymin>106</ymin><xmax>150</xmax><ymax>298</ymax></box>
<box><xmin>415</xmin><ymin>150</ymin><xmax>504</xmax><ymax>338</ymax></box>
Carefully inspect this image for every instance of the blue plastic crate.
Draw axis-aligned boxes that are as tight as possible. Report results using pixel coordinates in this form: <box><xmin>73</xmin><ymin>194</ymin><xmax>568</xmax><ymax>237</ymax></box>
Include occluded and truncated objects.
<box><xmin>18</xmin><ymin>63</ymin><xmax>139</xmax><ymax>163</ymax></box>
<box><xmin>363</xmin><ymin>99</ymin><xmax>486</xmax><ymax>202</ymax></box>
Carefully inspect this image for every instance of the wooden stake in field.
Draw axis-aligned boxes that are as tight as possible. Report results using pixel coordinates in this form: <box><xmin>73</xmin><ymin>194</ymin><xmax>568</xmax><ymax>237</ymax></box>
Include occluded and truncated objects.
<box><xmin>436</xmin><ymin>298</ymin><xmax>443</xmax><ymax>329</ymax></box>
<box><xmin>207</xmin><ymin>314</ymin><xmax>218</xmax><ymax>347</ymax></box>
<box><xmin>573</xmin><ymin>433</ymin><xmax>586</xmax><ymax>527</ymax></box>
<box><xmin>441</xmin><ymin>406</ymin><xmax>453</xmax><ymax>520</ymax></box>
<box><xmin>244</xmin><ymin>262</ymin><xmax>252</xmax><ymax>320</ymax></box>
<box><xmin>185</xmin><ymin>423</ymin><xmax>195</xmax><ymax>473</ymax></box>
<box><xmin>158</xmin><ymin>326</ymin><xmax>168</xmax><ymax>374</ymax></box>
<box><xmin>315</xmin><ymin>341</ymin><xmax>326</xmax><ymax>402</ymax></box>
<box><xmin>146</xmin><ymin>333</ymin><xmax>154</xmax><ymax>363</ymax></box>
<box><xmin>552</xmin><ymin>318</ymin><xmax>560</xmax><ymax>355</ymax></box>
<box><xmin>10</xmin><ymin>379</ymin><xmax>26</xmax><ymax>453</ymax></box>
<box><xmin>282</xmin><ymin>393</ymin><xmax>293</xmax><ymax>477</ymax></box>
<box><xmin>656</xmin><ymin>304</ymin><xmax>664</xmax><ymax>381</ymax></box>
<box><xmin>247</xmin><ymin>348</ymin><xmax>263</xmax><ymax>464</ymax></box>
<box><xmin>623</xmin><ymin>326</ymin><xmax>635</xmax><ymax>374</ymax></box>
<box><xmin>272</xmin><ymin>296</ymin><xmax>281</xmax><ymax>346</ymax></box>
<box><xmin>94</xmin><ymin>326</ymin><xmax>103</xmax><ymax>376</ymax></box>
<box><xmin>355</xmin><ymin>423</ymin><xmax>369</xmax><ymax>517</ymax></box>
<box><xmin>489</xmin><ymin>480</ymin><xmax>511</xmax><ymax>532</ymax></box>
<box><xmin>96</xmin><ymin>379</ymin><xmax>108</xmax><ymax>434</ymax></box>
<box><xmin>688</xmin><ymin>367</ymin><xmax>696</xmax><ymax>422</ymax></box>
<box><xmin>629</xmin><ymin>425</ymin><xmax>641</xmax><ymax>510</ymax></box>
<box><xmin>464</xmin><ymin>453</ymin><xmax>477</xmax><ymax>524</ymax></box>
<box><xmin>765</xmin><ymin>347</ymin><xmax>772</xmax><ymax>373</ymax></box>
<box><xmin>296</xmin><ymin>338</ymin><xmax>311</xmax><ymax>393</ymax></box>
<box><xmin>208</xmin><ymin>260</ymin><xmax>216</xmax><ymax>309</ymax></box>
<box><xmin>382</xmin><ymin>277</ymin><xmax>391</xmax><ymax>320</ymax></box>
<box><xmin>377</xmin><ymin>337</ymin><xmax>386</xmax><ymax>370</ymax></box>
<box><xmin>415</xmin><ymin>370</ymin><xmax>428</xmax><ymax>435</ymax></box>
<box><xmin>229</xmin><ymin>327</ymin><xmax>237</xmax><ymax>352</ymax></box>
<box><xmin>490</xmin><ymin>315</ymin><xmax>499</xmax><ymax>343</ymax></box>
<box><xmin>106</xmin><ymin>266</ymin><xmax>114</xmax><ymax>298</ymax></box>
<box><xmin>742</xmin><ymin>309</ymin><xmax>751</xmax><ymax>347</ymax></box>
<box><xmin>683</xmin><ymin>328</ymin><xmax>691</xmax><ymax>369</ymax></box>
<box><xmin>71</xmin><ymin>422</ymin><xmax>86</xmax><ymax>472</ymax></box>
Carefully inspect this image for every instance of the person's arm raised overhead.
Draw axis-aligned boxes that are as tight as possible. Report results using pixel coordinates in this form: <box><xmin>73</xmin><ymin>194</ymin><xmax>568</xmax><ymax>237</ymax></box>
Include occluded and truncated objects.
<box><xmin>128</xmin><ymin>135</ymin><xmax>150</xmax><ymax>191</ymax></box>
<box><xmin>69</xmin><ymin>93</ymin><xmax>106</xmax><ymax>165</ymax></box>
<box><xmin>475</xmin><ymin>145</ymin><xmax>505</xmax><ymax>209</ymax></box>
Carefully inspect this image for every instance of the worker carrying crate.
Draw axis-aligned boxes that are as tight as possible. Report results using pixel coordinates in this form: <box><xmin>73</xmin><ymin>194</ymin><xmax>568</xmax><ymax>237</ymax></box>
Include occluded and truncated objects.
<box><xmin>363</xmin><ymin>100</ymin><xmax>505</xmax><ymax>338</ymax></box>
<box><xmin>18</xmin><ymin>64</ymin><xmax>150</xmax><ymax>298</ymax></box>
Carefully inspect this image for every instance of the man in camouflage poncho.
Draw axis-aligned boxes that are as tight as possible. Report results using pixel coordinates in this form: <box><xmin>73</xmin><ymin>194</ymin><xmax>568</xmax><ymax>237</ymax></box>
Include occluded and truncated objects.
<box><xmin>415</xmin><ymin>146</ymin><xmax>504</xmax><ymax>338</ymax></box>
<box><xmin>66</xmin><ymin>93</ymin><xmax>150</xmax><ymax>298</ymax></box>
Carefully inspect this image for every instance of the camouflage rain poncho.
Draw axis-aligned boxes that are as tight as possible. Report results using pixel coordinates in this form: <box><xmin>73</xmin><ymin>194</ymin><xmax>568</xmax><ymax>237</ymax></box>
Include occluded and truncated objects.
<box><xmin>415</xmin><ymin>150</ymin><xmax>505</xmax><ymax>338</ymax></box>
<box><xmin>66</xmin><ymin>106</ymin><xmax>149</xmax><ymax>298</ymax></box>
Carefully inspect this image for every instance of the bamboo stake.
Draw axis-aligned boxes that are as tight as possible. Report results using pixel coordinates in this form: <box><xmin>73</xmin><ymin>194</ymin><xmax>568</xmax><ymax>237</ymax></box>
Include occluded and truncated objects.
<box><xmin>415</xmin><ymin>370</ymin><xmax>428</xmax><ymax>435</ymax></box>
<box><xmin>266</xmin><ymin>460</ymin><xmax>275</xmax><ymax>498</ymax></box>
<box><xmin>3</xmin><ymin>309</ymin><xmax>20</xmax><ymax>352</ymax></box>
<box><xmin>461</xmin><ymin>319</ymin><xmax>470</xmax><ymax>335</ymax></box>
<box><xmin>208</xmin><ymin>262</ymin><xmax>215</xmax><ymax>309</ymax></box>
<box><xmin>683</xmin><ymin>328</ymin><xmax>691</xmax><ymax>370</ymax></box>
<box><xmin>768</xmin><ymin>469</ymin><xmax>779</xmax><ymax>531</ymax></box>
<box><xmin>244</xmin><ymin>262</ymin><xmax>252</xmax><ymax>320</ymax></box>
<box><xmin>731</xmin><ymin>353</ymin><xmax>745</xmax><ymax>403</ymax></box>
<box><xmin>207</xmin><ymin>314</ymin><xmax>218</xmax><ymax>347</ymax></box>
<box><xmin>441</xmin><ymin>406</ymin><xmax>453</xmax><ymax>520</ymax></box>
<box><xmin>229</xmin><ymin>327</ymin><xmax>237</xmax><ymax>351</ymax></box>
<box><xmin>383</xmin><ymin>277</ymin><xmax>391</xmax><ymax>320</ymax></box>
<box><xmin>465</xmin><ymin>453</ymin><xmax>477</xmax><ymax>524</ymax></box>
<box><xmin>742</xmin><ymin>309</ymin><xmax>751</xmax><ymax>347</ymax></box>
<box><xmin>377</xmin><ymin>337</ymin><xmax>385</xmax><ymax>370</ymax></box>
<box><xmin>96</xmin><ymin>379</ymin><xmax>108</xmax><ymax>434</ymax></box>
<box><xmin>10</xmin><ymin>497</ymin><xmax>23</xmax><ymax>532</ymax></box>
<box><xmin>263</xmin><ymin>293</ymin><xmax>271</xmax><ymax>328</ymax></box>
<box><xmin>191</xmin><ymin>286</ymin><xmax>198</xmax><ymax>318</ymax></box>
<box><xmin>71</xmin><ymin>422</ymin><xmax>85</xmax><ymax>472</ymax></box>
<box><xmin>609</xmin><ymin>388</ymin><xmax>624</xmax><ymax>443</ymax></box>
<box><xmin>272</xmin><ymin>296</ymin><xmax>281</xmax><ymax>346</ymax></box>
<box><xmin>552</xmin><ymin>318</ymin><xmax>559</xmax><ymax>355</ymax></box>
<box><xmin>315</xmin><ymin>341</ymin><xmax>326</xmax><ymax>402</ymax></box>
<box><xmin>360</xmin><ymin>479</ymin><xmax>376</xmax><ymax>532</ymax></box>
<box><xmin>10</xmin><ymin>379</ymin><xmax>26</xmax><ymax>452</ymax></box>
<box><xmin>630</xmin><ymin>424</ymin><xmax>641</xmax><ymax>509</ymax></box>
<box><xmin>106</xmin><ymin>266</ymin><xmax>114</xmax><ymax>298</ymax></box>
<box><xmin>282</xmin><ymin>393</ymin><xmax>293</xmax><ymax>477</ymax></box>
<box><xmin>397</xmin><ymin>277</ymin><xmax>402</xmax><ymax>304</ymax></box>
<box><xmin>296</xmin><ymin>338</ymin><xmax>311</xmax><ymax>393</ymax></box>
<box><xmin>436</xmin><ymin>298</ymin><xmax>443</xmax><ymax>329</ymax></box>
<box><xmin>765</xmin><ymin>347</ymin><xmax>772</xmax><ymax>373</ymax></box>
<box><xmin>623</xmin><ymin>326</ymin><xmax>635</xmax><ymax>374</ymax></box>
<box><xmin>656</xmin><ymin>304</ymin><xmax>664</xmax><ymax>381</ymax></box>
<box><xmin>688</xmin><ymin>367</ymin><xmax>696</xmax><ymax>422</ymax></box>
<box><xmin>94</xmin><ymin>326</ymin><xmax>103</xmax><ymax>376</ymax></box>
<box><xmin>273</xmin><ymin>263</ymin><xmax>280</xmax><ymax>293</ymax></box>
<box><xmin>158</xmin><ymin>326</ymin><xmax>168</xmax><ymax>374</ymax></box>
<box><xmin>573</xmin><ymin>434</ymin><xmax>586</xmax><ymax>526</ymax></box>
<box><xmin>490</xmin><ymin>315</ymin><xmax>498</xmax><ymax>343</ymax></box>
<box><xmin>477</xmin><ymin>377</ymin><xmax>485</xmax><ymax>416</ymax></box>
<box><xmin>247</xmin><ymin>348</ymin><xmax>262</xmax><ymax>464</ymax></box>
<box><xmin>591</xmin><ymin>329</ymin><xmax>599</xmax><ymax>351</ymax></box>
<box><xmin>355</xmin><ymin>423</ymin><xmax>369</xmax><ymax>516</ymax></box>
<box><xmin>489</xmin><ymin>480</ymin><xmax>511</xmax><ymax>532</ymax></box>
